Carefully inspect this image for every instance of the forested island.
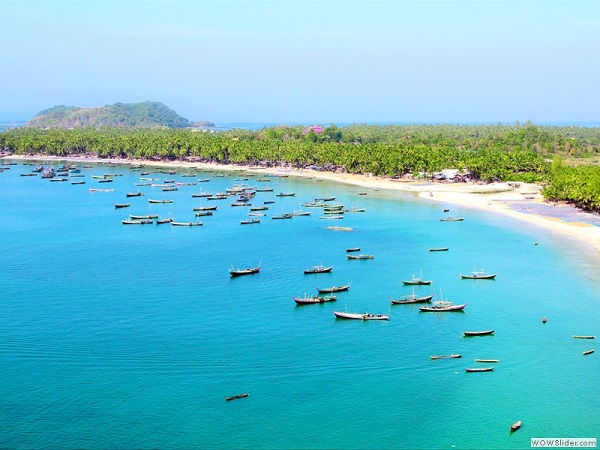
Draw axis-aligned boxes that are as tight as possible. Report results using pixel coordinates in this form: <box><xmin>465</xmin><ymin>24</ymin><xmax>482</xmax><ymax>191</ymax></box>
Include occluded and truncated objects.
<box><xmin>2</xmin><ymin>122</ymin><xmax>600</xmax><ymax>212</ymax></box>
<box><xmin>24</xmin><ymin>102</ymin><xmax>214</xmax><ymax>129</ymax></box>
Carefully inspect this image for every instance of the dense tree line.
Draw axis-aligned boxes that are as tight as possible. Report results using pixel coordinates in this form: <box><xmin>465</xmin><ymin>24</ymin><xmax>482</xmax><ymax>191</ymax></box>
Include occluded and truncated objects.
<box><xmin>2</xmin><ymin>123</ymin><xmax>600</xmax><ymax>211</ymax></box>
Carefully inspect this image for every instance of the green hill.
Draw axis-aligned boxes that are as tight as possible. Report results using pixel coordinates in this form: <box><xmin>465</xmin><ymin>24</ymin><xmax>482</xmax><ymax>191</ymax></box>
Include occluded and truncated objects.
<box><xmin>25</xmin><ymin>102</ymin><xmax>210</xmax><ymax>129</ymax></box>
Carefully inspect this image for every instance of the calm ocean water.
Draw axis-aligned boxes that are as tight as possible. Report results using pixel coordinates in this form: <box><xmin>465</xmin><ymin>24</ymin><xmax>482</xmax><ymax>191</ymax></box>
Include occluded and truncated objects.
<box><xmin>0</xmin><ymin>159</ymin><xmax>598</xmax><ymax>449</ymax></box>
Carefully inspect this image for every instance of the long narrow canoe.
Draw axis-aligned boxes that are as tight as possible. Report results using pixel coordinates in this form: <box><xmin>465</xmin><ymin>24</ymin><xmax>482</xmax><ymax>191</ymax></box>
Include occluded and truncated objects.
<box><xmin>475</xmin><ymin>359</ymin><xmax>500</xmax><ymax>363</ymax></box>
<box><xmin>573</xmin><ymin>335</ymin><xmax>595</xmax><ymax>339</ymax></box>
<box><xmin>465</xmin><ymin>367</ymin><xmax>494</xmax><ymax>372</ymax></box>
<box><xmin>583</xmin><ymin>349</ymin><xmax>594</xmax><ymax>355</ymax></box>
<box><xmin>464</xmin><ymin>330</ymin><xmax>495</xmax><ymax>336</ymax></box>
<box><xmin>430</xmin><ymin>354</ymin><xmax>461</xmax><ymax>360</ymax></box>
<box><xmin>226</xmin><ymin>393</ymin><xmax>249</xmax><ymax>401</ymax></box>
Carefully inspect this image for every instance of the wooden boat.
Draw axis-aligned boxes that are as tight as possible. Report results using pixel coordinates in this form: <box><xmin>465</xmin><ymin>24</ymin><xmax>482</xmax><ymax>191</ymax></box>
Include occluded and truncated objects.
<box><xmin>319</xmin><ymin>215</ymin><xmax>344</xmax><ymax>220</ymax></box>
<box><xmin>419</xmin><ymin>300</ymin><xmax>466</xmax><ymax>312</ymax></box>
<box><xmin>231</xmin><ymin>202</ymin><xmax>251</xmax><ymax>207</ymax></box>
<box><xmin>195</xmin><ymin>211</ymin><xmax>213</xmax><ymax>217</ymax></box>
<box><xmin>98</xmin><ymin>178</ymin><xmax>113</xmax><ymax>183</ymax></box>
<box><xmin>315</xmin><ymin>196</ymin><xmax>336</xmax><ymax>202</ymax></box>
<box><xmin>317</xmin><ymin>284</ymin><xmax>350</xmax><ymax>294</ymax></box>
<box><xmin>347</xmin><ymin>254</ymin><xmax>374</xmax><ymax>260</ymax></box>
<box><xmin>390</xmin><ymin>292</ymin><xmax>434</xmax><ymax>304</ymax></box>
<box><xmin>461</xmin><ymin>269</ymin><xmax>496</xmax><ymax>280</ymax></box>
<box><xmin>250</xmin><ymin>205</ymin><xmax>269</xmax><ymax>211</ymax></box>
<box><xmin>430</xmin><ymin>354</ymin><xmax>461</xmax><ymax>360</ymax></box>
<box><xmin>20</xmin><ymin>173</ymin><xmax>37</xmax><ymax>176</ymax></box>
<box><xmin>583</xmin><ymin>349</ymin><xmax>594</xmax><ymax>355</ymax></box>
<box><xmin>226</xmin><ymin>393</ymin><xmax>249</xmax><ymax>401</ymax></box>
<box><xmin>275</xmin><ymin>192</ymin><xmax>295</xmax><ymax>197</ymax></box>
<box><xmin>293</xmin><ymin>295</ymin><xmax>337</xmax><ymax>304</ymax></box>
<box><xmin>240</xmin><ymin>218</ymin><xmax>260</xmax><ymax>224</ymax></box>
<box><xmin>155</xmin><ymin>218</ymin><xmax>173</xmax><ymax>224</ymax></box>
<box><xmin>248</xmin><ymin>212</ymin><xmax>265</xmax><ymax>217</ymax></box>
<box><xmin>193</xmin><ymin>205</ymin><xmax>218</xmax><ymax>211</ymax></box>
<box><xmin>264</xmin><ymin>200</ymin><xmax>275</xmax><ymax>204</ymax></box>
<box><xmin>130</xmin><ymin>214</ymin><xmax>159</xmax><ymax>219</ymax></box>
<box><xmin>510</xmin><ymin>420</ymin><xmax>522</xmax><ymax>431</ymax></box>
<box><xmin>126</xmin><ymin>191</ymin><xmax>144</xmax><ymax>197</ymax></box>
<box><xmin>343</xmin><ymin>207</ymin><xmax>366</xmax><ymax>213</ymax></box>
<box><xmin>304</xmin><ymin>265</ymin><xmax>333</xmax><ymax>274</ymax></box>
<box><xmin>429</xmin><ymin>247</ymin><xmax>449</xmax><ymax>252</ymax></box>
<box><xmin>114</xmin><ymin>203</ymin><xmax>131</xmax><ymax>208</ymax></box>
<box><xmin>89</xmin><ymin>188</ymin><xmax>113</xmax><ymax>192</ymax></box>
<box><xmin>358</xmin><ymin>192</ymin><xmax>367</xmax><ymax>196</ymax></box>
<box><xmin>71</xmin><ymin>180</ymin><xmax>86</xmax><ymax>185</ymax></box>
<box><xmin>573</xmin><ymin>335</ymin><xmax>595</xmax><ymax>339</ymax></box>
<box><xmin>122</xmin><ymin>219</ymin><xmax>153</xmax><ymax>225</ymax></box>
<box><xmin>50</xmin><ymin>178</ymin><xmax>69</xmax><ymax>182</ymax></box>
<box><xmin>402</xmin><ymin>274</ymin><xmax>432</xmax><ymax>285</ymax></box>
<box><xmin>272</xmin><ymin>213</ymin><xmax>293</xmax><ymax>219</ymax></box>
<box><xmin>162</xmin><ymin>186</ymin><xmax>178</xmax><ymax>192</ymax></box>
<box><xmin>197</xmin><ymin>178</ymin><xmax>210</xmax><ymax>182</ymax></box>
<box><xmin>440</xmin><ymin>216</ymin><xmax>464</xmax><ymax>221</ymax></box>
<box><xmin>333</xmin><ymin>311</ymin><xmax>389</xmax><ymax>320</ymax></box>
<box><xmin>475</xmin><ymin>359</ymin><xmax>499</xmax><ymax>363</ymax></box>
<box><xmin>464</xmin><ymin>330</ymin><xmax>494</xmax><ymax>336</ymax></box>
<box><xmin>346</xmin><ymin>247</ymin><xmax>361</xmax><ymax>253</ymax></box>
<box><xmin>229</xmin><ymin>265</ymin><xmax>260</xmax><ymax>277</ymax></box>
<box><xmin>191</xmin><ymin>192</ymin><xmax>212</xmax><ymax>197</ymax></box>
<box><xmin>148</xmin><ymin>199</ymin><xmax>173</xmax><ymax>203</ymax></box>
<box><xmin>171</xmin><ymin>221</ymin><xmax>203</xmax><ymax>226</ymax></box>
<box><xmin>465</xmin><ymin>367</ymin><xmax>493</xmax><ymax>372</ymax></box>
<box><xmin>291</xmin><ymin>210</ymin><xmax>311</xmax><ymax>216</ymax></box>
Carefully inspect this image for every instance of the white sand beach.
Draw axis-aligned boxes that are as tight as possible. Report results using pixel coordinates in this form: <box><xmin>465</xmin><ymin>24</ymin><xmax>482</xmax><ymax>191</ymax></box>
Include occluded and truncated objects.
<box><xmin>9</xmin><ymin>154</ymin><xmax>600</xmax><ymax>259</ymax></box>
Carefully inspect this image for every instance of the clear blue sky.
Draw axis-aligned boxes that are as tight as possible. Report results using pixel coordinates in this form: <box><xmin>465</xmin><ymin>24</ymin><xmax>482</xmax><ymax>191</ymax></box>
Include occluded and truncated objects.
<box><xmin>1</xmin><ymin>0</ymin><xmax>599</xmax><ymax>124</ymax></box>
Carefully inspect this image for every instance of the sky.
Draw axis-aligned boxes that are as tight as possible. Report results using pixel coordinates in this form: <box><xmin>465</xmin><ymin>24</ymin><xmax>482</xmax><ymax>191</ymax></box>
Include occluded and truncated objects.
<box><xmin>1</xmin><ymin>0</ymin><xmax>599</xmax><ymax>125</ymax></box>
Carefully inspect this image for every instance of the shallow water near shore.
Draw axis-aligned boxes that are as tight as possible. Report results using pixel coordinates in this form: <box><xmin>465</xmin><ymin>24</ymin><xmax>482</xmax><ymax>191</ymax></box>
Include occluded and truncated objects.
<box><xmin>0</xmin><ymin>160</ymin><xmax>598</xmax><ymax>449</ymax></box>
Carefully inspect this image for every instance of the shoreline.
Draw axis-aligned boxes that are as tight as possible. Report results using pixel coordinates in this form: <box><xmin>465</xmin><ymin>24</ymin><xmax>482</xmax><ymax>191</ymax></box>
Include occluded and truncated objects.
<box><xmin>7</xmin><ymin>154</ymin><xmax>600</xmax><ymax>260</ymax></box>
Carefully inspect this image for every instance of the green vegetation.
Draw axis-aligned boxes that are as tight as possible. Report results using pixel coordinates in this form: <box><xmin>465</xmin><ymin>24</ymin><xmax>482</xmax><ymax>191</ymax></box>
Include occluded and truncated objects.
<box><xmin>24</xmin><ymin>102</ymin><xmax>207</xmax><ymax>129</ymax></box>
<box><xmin>2</xmin><ymin>123</ymin><xmax>600</xmax><ymax>212</ymax></box>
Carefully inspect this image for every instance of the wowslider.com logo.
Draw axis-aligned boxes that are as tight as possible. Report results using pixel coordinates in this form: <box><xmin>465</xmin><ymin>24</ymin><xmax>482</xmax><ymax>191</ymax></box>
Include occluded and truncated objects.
<box><xmin>531</xmin><ymin>438</ymin><xmax>596</xmax><ymax>448</ymax></box>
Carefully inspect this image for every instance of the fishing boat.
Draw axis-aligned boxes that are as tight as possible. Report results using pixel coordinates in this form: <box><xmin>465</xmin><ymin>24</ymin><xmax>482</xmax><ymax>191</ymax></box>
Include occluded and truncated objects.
<box><xmin>573</xmin><ymin>335</ymin><xmax>595</xmax><ymax>339</ymax></box>
<box><xmin>155</xmin><ymin>218</ymin><xmax>173</xmax><ymax>224</ymax></box>
<box><xmin>347</xmin><ymin>254</ymin><xmax>374</xmax><ymax>260</ymax></box>
<box><xmin>583</xmin><ymin>349</ymin><xmax>594</xmax><ymax>355</ymax></box>
<box><xmin>240</xmin><ymin>218</ymin><xmax>260</xmax><ymax>224</ymax></box>
<box><xmin>89</xmin><ymin>188</ymin><xmax>113</xmax><ymax>192</ymax></box>
<box><xmin>333</xmin><ymin>311</ymin><xmax>389</xmax><ymax>320</ymax></box>
<box><xmin>126</xmin><ymin>191</ymin><xmax>144</xmax><ymax>197</ymax></box>
<box><xmin>345</xmin><ymin>247</ymin><xmax>361</xmax><ymax>253</ymax></box>
<box><xmin>304</xmin><ymin>264</ymin><xmax>333</xmax><ymax>274</ymax></box>
<box><xmin>291</xmin><ymin>210</ymin><xmax>311</xmax><ymax>216</ymax></box>
<box><xmin>226</xmin><ymin>393</ymin><xmax>249</xmax><ymax>401</ymax></box>
<box><xmin>465</xmin><ymin>367</ymin><xmax>493</xmax><ymax>372</ymax></box>
<box><xmin>319</xmin><ymin>215</ymin><xmax>344</xmax><ymax>220</ymax></box>
<box><xmin>193</xmin><ymin>205</ymin><xmax>218</xmax><ymax>211</ymax></box>
<box><xmin>343</xmin><ymin>207</ymin><xmax>366</xmax><ymax>213</ymax></box>
<box><xmin>510</xmin><ymin>421</ymin><xmax>522</xmax><ymax>432</ymax></box>
<box><xmin>148</xmin><ymin>199</ymin><xmax>173</xmax><ymax>203</ymax></box>
<box><xmin>122</xmin><ymin>219</ymin><xmax>153</xmax><ymax>225</ymax></box>
<box><xmin>276</xmin><ymin>192</ymin><xmax>295</xmax><ymax>197</ymax></box>
<box><xmin>429</xmin><ymin>247</ymin><xmax>449</xmax><ymax>252</ymax></box>
<box><xmin>114</xmin><ymin>203</ymin><xmax>131</xmax><ymax>208</ymax></box>
<box><xmin>390</xmin><ymin>292</ymin><xmax>434</xmax><ymax>304</ymax></box>
<box><xmin>293</xmin><ymin>294</ymin><xmax>337</xmax><ymax>304</ymax></box>
<box><xmin>402</xmin><ymin>272</ymin><xmax>432</xmax><ymax>285</ymax></box>
<box><xmin>440</xmin><ymin>216</ymin><xmax>464</xmax><ymax>221</ymax></box>
<box><xmin>272</xmin><ymin>213</ymin><xmax>293</xmax><ymax>219</ymax></box>
<box><xmin>171</xmin><ymin>221</ymin><xmax>203</xmax><ymax>226</ymax></box>
<box><xmin>191</xmin><ymin>192</ymin><xmax>212</xmax><ymax>197</ymax></box>
<box><xmin>264</xmin><ymin>199</ymin><xmax>275</xmax><ymax>204</ymax></box>
<box><xmin>229</xmin><ymin>265</ymin><xmax>260</xmax><ymax>277</ymax></box>
<box><xmin>71</xmin><ymin>180</ymin><xmax>86</xmax><ymax>185</ymax></box>
<box><xmin>464</xmin><ymin>330</ymin><xmax>494</xmax><ymax>336</ymax></box>
<box><xmin>475</xmin><ymin>359</ymin><xmax>499</xmax><ymax>363</ymax></box>
<box><xmin>317</xmin><ymin>284</ymin><xmax>350</xmax><ymax>294</ymax></box>
<box><xmin>430</xmin><ymin>354</ymin><xmax>461</xmax><ymax>360</ymax></box>
<box><xmin>129</xmin><ymin>214</ymin><xmax>159</xmax><ymax>219</ymax></box>
<box><xmin>250</xmin><ymin>205</ymin><xmax>269</xmax><ymax>211</ymax></box>
<box><xmin>419</xmin><ymin>299</ymin><xmax>466</xmax><ymax>312</ymax></box>
<box><xmin>195</xmin><ymin>211</ymin><xmax>213</xmax><ymax>217</ymax></box>
<box><xmin>460</xmin><ymin>269</ymin><xmax>496</xmax><ymax>279</ymax></box>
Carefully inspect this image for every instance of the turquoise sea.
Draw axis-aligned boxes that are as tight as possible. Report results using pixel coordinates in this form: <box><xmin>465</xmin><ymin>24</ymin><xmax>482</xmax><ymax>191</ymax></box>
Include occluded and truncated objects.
<box><xmin>0</xmin><ymin>159</ymin><xmax>598</xmax><ymax>449</ymax></box>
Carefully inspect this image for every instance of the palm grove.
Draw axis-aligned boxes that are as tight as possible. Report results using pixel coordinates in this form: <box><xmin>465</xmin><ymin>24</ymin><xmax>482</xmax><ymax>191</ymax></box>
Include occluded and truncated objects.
<box><xmin>2</xmin><ymin>123</ymin><xmax>600</xmax><ymax>212</ymax></box>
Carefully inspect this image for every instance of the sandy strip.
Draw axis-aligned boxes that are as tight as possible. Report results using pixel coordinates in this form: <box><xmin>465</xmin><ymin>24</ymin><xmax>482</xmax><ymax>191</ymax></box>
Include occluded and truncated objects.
<box><xmin>9</xmin><ymin>154</ymin><xmax>600</xmax><ymax>259</ymax></box>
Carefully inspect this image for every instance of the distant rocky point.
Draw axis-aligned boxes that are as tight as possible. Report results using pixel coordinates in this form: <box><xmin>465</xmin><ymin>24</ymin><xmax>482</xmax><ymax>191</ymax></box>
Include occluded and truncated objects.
<box><xmin>25</xmin><ymin>102</ymin><xmax>214</xmax><ymax>129</ymax></box>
